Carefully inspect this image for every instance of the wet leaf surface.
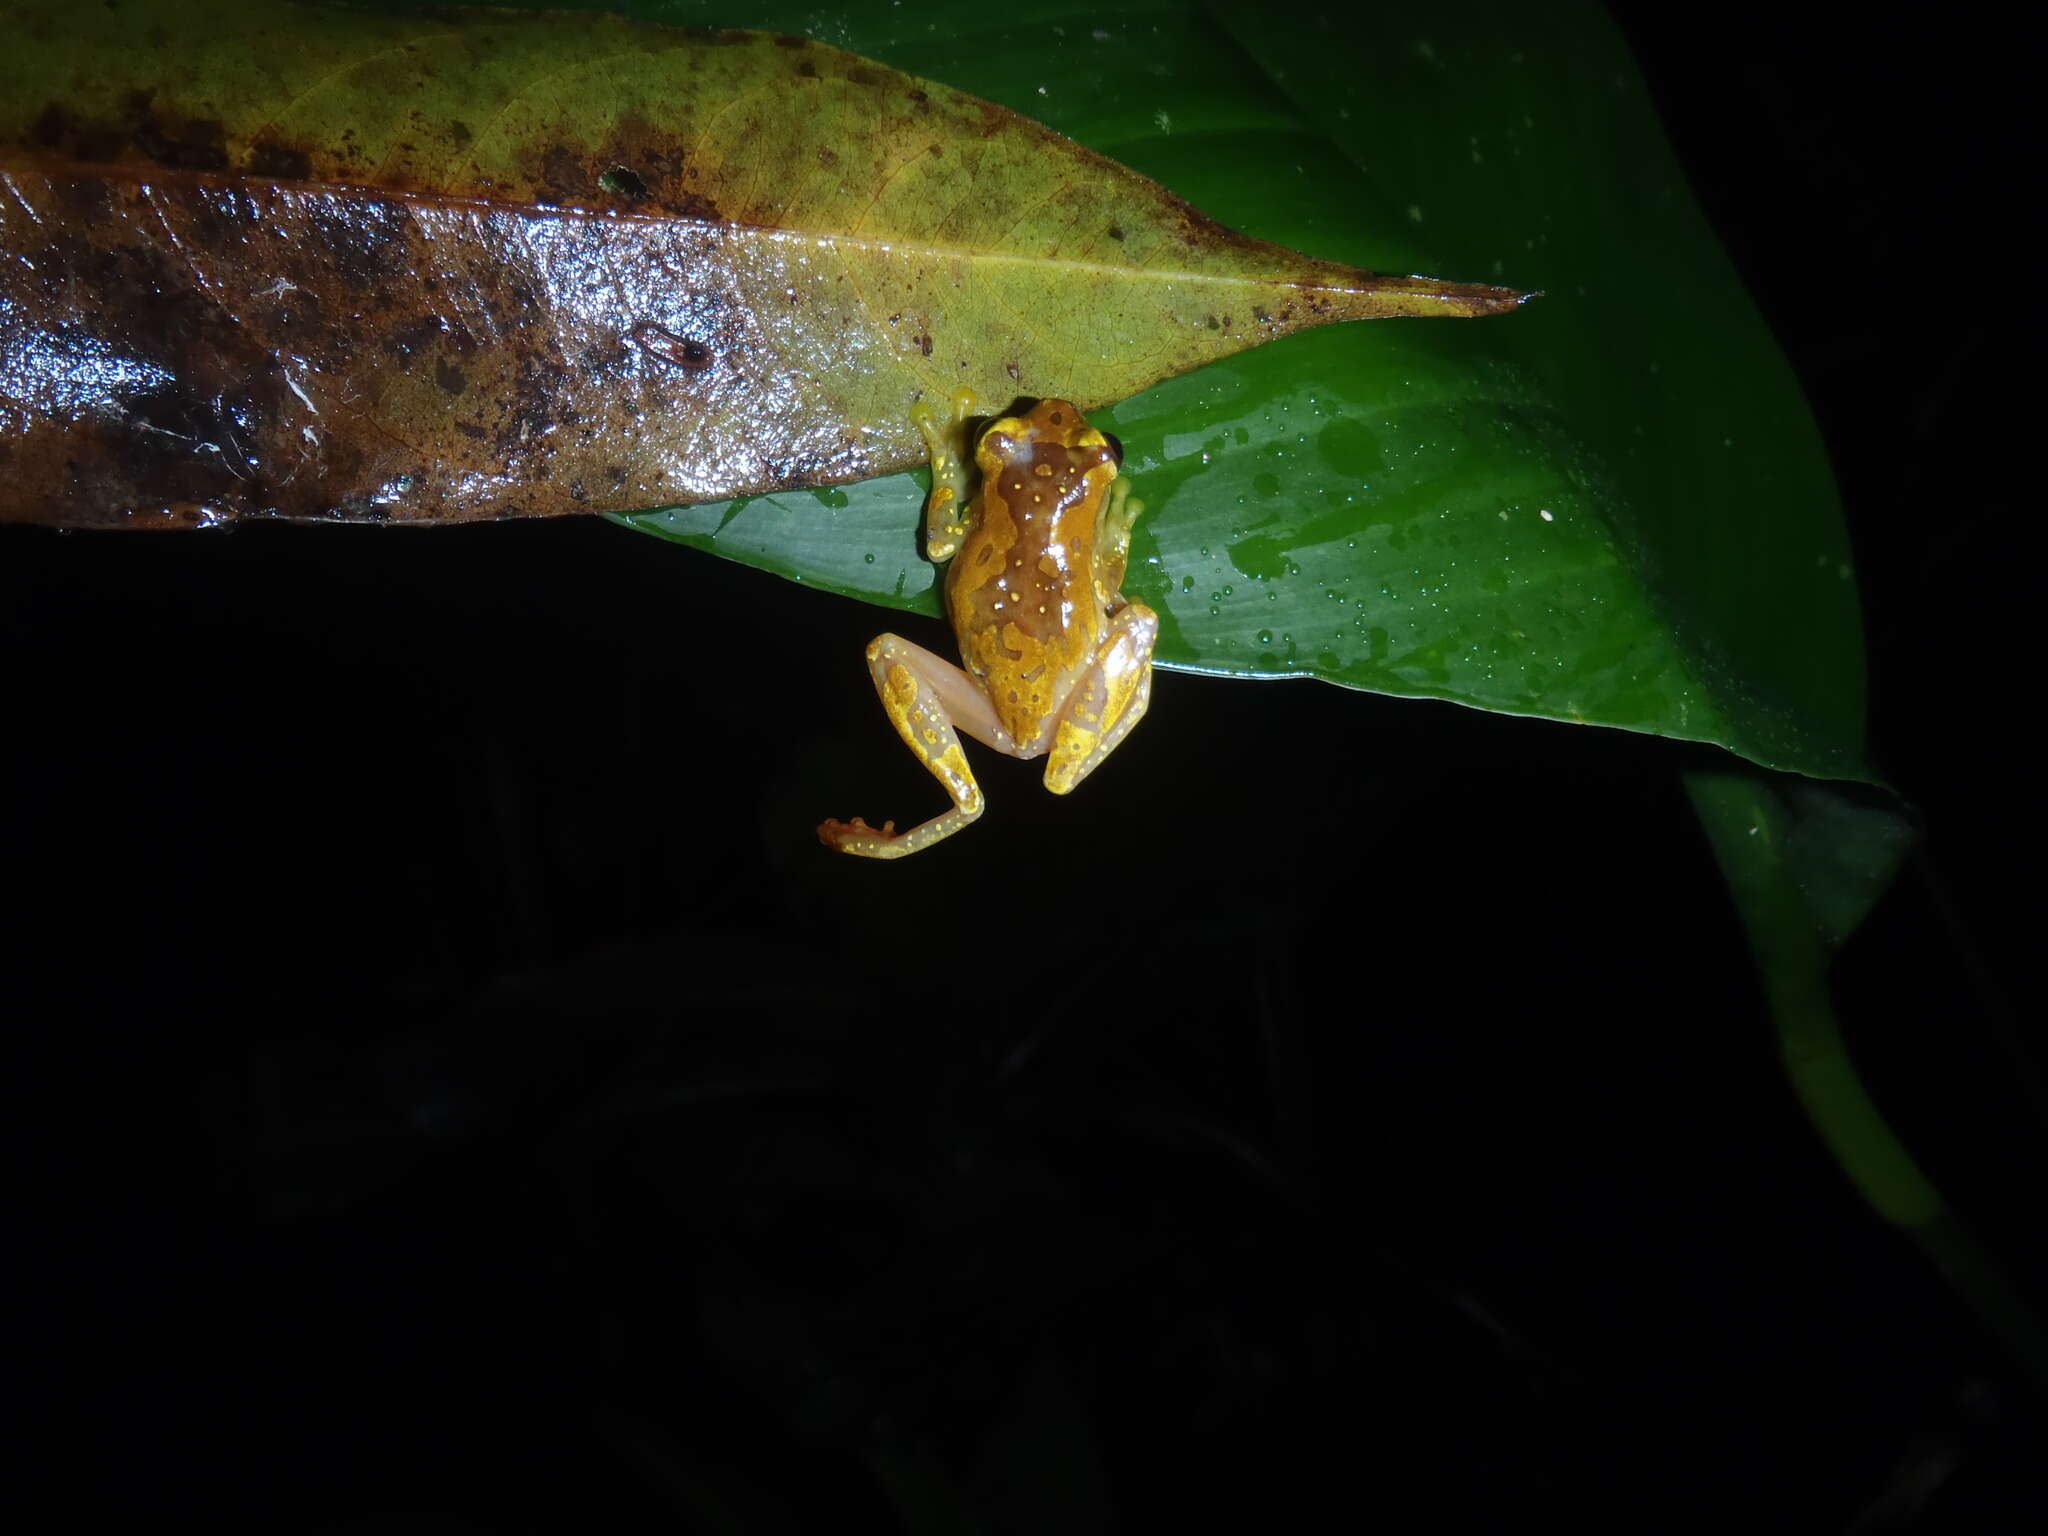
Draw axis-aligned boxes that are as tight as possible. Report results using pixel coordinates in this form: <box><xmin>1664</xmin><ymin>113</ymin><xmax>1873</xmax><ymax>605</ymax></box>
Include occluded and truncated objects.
<box><xmin>0</xmin><ymin>0</ymin><xmax>1519</xmax><ymax>528</ymax></box>
<box><xmin>0</xmin><ymin>0</ymin><xmax>1865</xmax><ymax>785</ymax></box>
<box><xmin>617</xmin><ymin>0</ymin><xmax>1865</xmax><ymax>782</ymax></box>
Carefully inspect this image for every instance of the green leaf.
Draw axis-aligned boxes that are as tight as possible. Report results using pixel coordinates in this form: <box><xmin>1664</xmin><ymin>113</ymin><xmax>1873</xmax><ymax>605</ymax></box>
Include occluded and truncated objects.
<box><xmin>615</xmin><ymin>0</ymin><xmax>1866</xmax><ymax>782</ymax></box>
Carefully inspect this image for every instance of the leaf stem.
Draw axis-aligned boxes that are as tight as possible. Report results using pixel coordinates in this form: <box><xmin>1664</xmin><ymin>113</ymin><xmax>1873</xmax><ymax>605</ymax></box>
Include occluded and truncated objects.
<box><xmin>1689</xmin><ymin>771</ymin><xmax>2048</xmax><ymax>1396</ymax></box>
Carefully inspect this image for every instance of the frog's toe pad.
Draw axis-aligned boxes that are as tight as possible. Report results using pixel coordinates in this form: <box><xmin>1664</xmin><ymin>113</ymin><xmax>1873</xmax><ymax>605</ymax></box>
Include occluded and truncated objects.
<box><xmin>817</xmin><ymin>816</ymin><xmax>897</xmax><ymax>852</ymax></box>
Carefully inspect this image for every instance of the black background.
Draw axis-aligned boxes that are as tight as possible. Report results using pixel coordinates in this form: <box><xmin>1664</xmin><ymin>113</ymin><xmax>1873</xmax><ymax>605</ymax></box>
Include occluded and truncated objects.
<box><xmin>6</xmin><ymin>5</ymin><xmax>2039</xmax><ymax>1530</ymax></box>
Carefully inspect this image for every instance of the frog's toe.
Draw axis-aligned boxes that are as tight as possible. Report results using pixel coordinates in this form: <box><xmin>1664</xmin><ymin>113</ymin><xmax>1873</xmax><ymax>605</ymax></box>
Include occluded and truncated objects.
<box><xmin>817</xmin><ymin>815</ymin><xmax>897</xmax><ymax>853</ymax></box>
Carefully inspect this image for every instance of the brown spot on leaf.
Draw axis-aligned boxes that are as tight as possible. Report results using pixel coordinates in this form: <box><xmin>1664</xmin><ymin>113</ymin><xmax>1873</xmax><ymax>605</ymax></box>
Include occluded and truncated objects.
<box><xmin>434</xmin><ymin>359</ymin><xmax>468</xmax><ymax>396</ymax></box>
<box><xmin>384</xmin><ymin>312</ymin><xmax>449</xmax><ymax>360</ymax></box>
<box><xmin>26</xmin><ymin>102</ymin><xmax>66</xmax><ymax>148</ymax></box>
<box><xmin>134</xmin><ymin>114</ymin><xmax>229</xmax><ymax>172</ymax></box>
<box><xmin>538</xmin><ymin>143</ymin><xmax>582</xmax><ymax>205</ymax></box>
<box><xmin>670</xmin><ymin>187</ymin><xmax>721</xmax><ymax>222</ymax></box>
<box><xmin>246</xmin><ymin>139</ymin><xmax>312</xmax><ymax>182</ymax></box>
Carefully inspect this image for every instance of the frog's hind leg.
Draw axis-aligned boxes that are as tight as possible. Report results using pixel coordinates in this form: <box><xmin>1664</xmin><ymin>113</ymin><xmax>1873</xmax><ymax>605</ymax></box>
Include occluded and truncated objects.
<box><xmin>819</xmin><ymin>633</ymin><xmax>1016</xmax><ymax>859</ymax></box>
<box><xmin>1042</xmin><ymin>603</ymin><xmax>1159</xmax><ymax>796</ymax></box>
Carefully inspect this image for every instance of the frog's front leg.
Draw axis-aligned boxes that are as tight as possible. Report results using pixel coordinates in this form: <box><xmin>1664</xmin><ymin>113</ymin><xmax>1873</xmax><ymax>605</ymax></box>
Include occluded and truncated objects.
<box><xmin>1043</xmin><ymin>602</ymin><xmax>1159</xmax><ymax>796</ymax></box>
<box><xmin>818</xmin><ymin>633</ymin><xmax>1018</xmax><ymax>859</ymax></box>
<box><xmin>1094</xmin><ymin>476</ymin><xmax>1144</xmax><ymax>608</ymax></box>
<box><xmin>910</xmin><ymin>387</ymin><xmax>978</xmax><ymax>562</ymax></box>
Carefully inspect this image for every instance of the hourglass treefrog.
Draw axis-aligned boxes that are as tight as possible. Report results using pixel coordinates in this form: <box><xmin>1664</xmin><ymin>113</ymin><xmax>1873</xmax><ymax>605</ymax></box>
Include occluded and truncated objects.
<box><xmin>818</xmin><ymin>390</ymin><xmax>1157</xmax><ymax>859</ymax></box>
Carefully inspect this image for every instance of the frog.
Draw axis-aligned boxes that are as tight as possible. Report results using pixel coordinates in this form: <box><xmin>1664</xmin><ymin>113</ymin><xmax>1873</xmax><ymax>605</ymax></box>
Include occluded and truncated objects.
<box><xmin>818</xmin><ymin>389</ymin><xmax>1158</xmax><ymax>859</ymax></box>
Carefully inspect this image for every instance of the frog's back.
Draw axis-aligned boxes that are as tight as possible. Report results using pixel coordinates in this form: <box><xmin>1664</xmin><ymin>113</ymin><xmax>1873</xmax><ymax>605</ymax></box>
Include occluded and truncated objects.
<box><xmin>946</xmin><ymin>401</ymin><xmax>1120</xmax><ymax>753</ymax></box>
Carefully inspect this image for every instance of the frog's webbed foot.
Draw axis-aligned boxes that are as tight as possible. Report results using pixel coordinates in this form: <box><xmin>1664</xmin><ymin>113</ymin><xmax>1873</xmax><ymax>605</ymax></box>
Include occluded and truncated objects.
<box><xmin>911</xmin><ymin>387</ymin><xmax>979</xmax><ymax>563</ymax></box>
<box><xmin>817</xmin><ymin>814</ymin><xmax>895</xmax><ymax>851</ymax></box>
<box><xmin>818</xmin><ymin>632</ymin><xmax>1014</xmax><ymax>859</ymax></box>
<box><xmin>1043</xmin><ymin>603</ymin><xmax>1158</xmax><ymax>796</ymax></box>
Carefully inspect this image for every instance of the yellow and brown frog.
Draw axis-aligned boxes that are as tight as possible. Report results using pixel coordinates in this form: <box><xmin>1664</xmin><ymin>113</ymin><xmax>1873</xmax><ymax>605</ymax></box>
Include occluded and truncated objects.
<box><xmin>819</xmin><ymin>390</ymin><xmax>1156</xmax><ymax>858</ymax></box>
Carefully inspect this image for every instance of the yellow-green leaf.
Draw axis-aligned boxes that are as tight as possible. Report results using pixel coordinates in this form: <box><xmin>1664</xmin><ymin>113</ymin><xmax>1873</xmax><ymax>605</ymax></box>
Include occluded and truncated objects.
<box><xmin>0</xmin><ymin>0</ymin><xmax>1522</xmax><ymax>528</ymax></box>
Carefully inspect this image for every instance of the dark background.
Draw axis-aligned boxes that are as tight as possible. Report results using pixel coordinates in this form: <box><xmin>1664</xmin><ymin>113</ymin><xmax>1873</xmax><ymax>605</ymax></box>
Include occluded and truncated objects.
<box><xmin>6</xmin><ymin>5</ymin><xmax>2038</xmax><ymax>1530</ymax></box>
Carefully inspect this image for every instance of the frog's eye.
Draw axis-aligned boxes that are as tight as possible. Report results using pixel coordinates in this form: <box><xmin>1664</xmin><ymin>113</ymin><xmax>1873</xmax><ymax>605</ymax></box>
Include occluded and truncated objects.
<box><xmin>1101</xmin><ymin>432</ymin><xmax>1124</xmax><ymax>466</ymax></box>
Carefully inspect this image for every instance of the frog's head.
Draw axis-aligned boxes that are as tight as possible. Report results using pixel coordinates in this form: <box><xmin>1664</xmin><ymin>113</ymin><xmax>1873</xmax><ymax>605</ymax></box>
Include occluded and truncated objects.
<box><xmin>974</xmin><ymin>398</ymin><xmax>1119</xmax><ymax>507</ymax></box>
